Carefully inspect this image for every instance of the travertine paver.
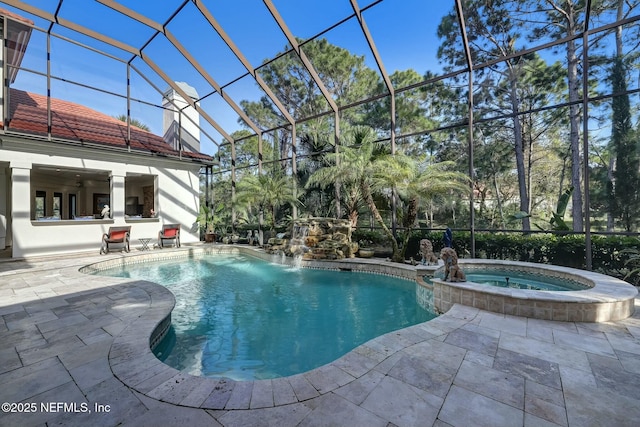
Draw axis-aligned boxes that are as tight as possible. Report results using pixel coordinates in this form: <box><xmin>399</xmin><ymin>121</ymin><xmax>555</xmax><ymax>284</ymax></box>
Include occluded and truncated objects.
<box><xmin>454</xmin><ymin>360</ymin><xmax>525</xmax><ymax>408</ymax></box>
<box><xmin>560</xmin><ymin>364</ymin><xmax>640</xmax><ymax>426</ymax></box>
<box><xmin>494</xmin><ymin>348</ymin><xmax>562</xmax><ymax>389</ymax></box>
<box><xmin>440</xmin><ymin>385</ymin><xmax>524</xmax><ymax>427</ymax></box>
<box><xmin>249</xmin><ymin>380</ymin><xmax>274</xmax><ymax>409</ymax></box>
<box><xmin>0</xmin><ymin>247</ymin><xmax>639</xmax><ymax>427</ymax></box>
<box><xmin>360</xmin><ymin>374</ymin><xmax>443</xmax><ymax>426</ymax></box>
<box><xmin>272</xmin><ymin>377</ymin><xmax>298</xmax><ymax>406</ymax></box>
<box><xmin>444</xmin><ymin>326</ymin><xmax>499</xmax><ymax>355</ymax></box>
<box><xmin>222</xmin><ymin>381</ymin><xmax>253</xmax><ymax>410</ymax></box>
<box><xmin>525</xmin><ymin>391</ymin><xmax>568</xmax><ymax>426</ymax></box>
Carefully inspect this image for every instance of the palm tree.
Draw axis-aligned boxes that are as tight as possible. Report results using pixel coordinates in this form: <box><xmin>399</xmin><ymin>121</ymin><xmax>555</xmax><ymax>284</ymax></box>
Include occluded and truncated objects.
<box><xmin>114</xmin><ymin>114</ymin><xmax>150</xmax><ymax>132</ymax></box>
<box><xmin>236</xmin><ymin>170</ymin><xmax>300</xmax><ymax>235</ymax></box>
<box><xmin>306</xmin><ymin>126</ymin><xmax>406</xmax><ymax>262</ymax></box>
<box><xmin>379</xmin><ymin>157</ymin><xmax>470</xmax><ymax>259</ymax></box>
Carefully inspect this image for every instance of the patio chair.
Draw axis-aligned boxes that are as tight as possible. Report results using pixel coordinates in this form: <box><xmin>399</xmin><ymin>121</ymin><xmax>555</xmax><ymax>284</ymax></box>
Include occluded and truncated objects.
<box><xmin>100</xmin><ymin>226</ymin><xmax>131</xmax><ymax>254</ymax></box>
<box><xmin>158</xmin><ymin>223</ymin><xmax>180</xmax><ymax>248</ymax></box>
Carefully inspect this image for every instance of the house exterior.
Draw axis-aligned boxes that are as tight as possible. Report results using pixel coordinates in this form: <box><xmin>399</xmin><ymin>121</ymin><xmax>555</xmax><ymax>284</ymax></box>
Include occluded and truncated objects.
<box><xmin>0</xmin><ymin>10</ymin><xmax>213</xmax><ymax>259</ymax></box>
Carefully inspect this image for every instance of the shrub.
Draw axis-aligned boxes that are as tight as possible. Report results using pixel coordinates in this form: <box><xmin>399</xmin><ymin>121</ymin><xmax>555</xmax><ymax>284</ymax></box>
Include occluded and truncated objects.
<box><xmin>352</xmin><ymin>229</ymin><xmax>390</xmax><ymax>246</ymax></box>
<box><xmin>405</xmin><ymin>231</ymin><xmax>640</xmax><ymax>284</ymax></box>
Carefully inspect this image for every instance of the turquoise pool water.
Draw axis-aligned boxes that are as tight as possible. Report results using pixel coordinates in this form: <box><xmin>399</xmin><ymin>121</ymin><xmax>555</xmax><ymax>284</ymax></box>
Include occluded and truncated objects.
<box><xmin>95</xmin><ymin>254</ymin><xmax>435</xmax><ymax>380</ymax></box>
<box><xmin>433</xmin><ymin>268</ymin><xmax>589</xmax><ymax>291</ymax></box>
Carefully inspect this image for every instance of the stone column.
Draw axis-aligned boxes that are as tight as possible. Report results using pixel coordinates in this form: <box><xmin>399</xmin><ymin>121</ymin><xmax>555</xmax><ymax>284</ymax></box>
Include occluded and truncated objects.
<box><xmin>0</xmin><ymin>166</ymin><xmax>7</xmax><ymax>249</ymax></box>
<box><xmin>10</xmin><ymin>163</ymin><xmax>32</xmax><ymax>258</ymax></box>
<box><xmin>110</xmin><ymin>173</ymin><xmax>126</xmax><ymax>221</ymax></box>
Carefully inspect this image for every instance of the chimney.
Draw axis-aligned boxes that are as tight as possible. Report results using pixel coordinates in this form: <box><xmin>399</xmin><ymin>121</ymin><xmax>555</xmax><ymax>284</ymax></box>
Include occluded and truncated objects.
<box><xmin>162</xmin><ymin>82</ymin><xmax>201</xmax><ymax>153</ymax></box>
<box><xmin>0</xmin><ymin>10</ymin><xmax>33</xmax><ymax>126</ymax></box>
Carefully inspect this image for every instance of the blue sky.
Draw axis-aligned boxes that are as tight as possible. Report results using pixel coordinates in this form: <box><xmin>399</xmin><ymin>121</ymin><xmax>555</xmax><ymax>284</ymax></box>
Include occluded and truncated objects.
<box><xmin>3</xmin><ymin>1</ymin><xmax>459</xmax><ymax>155</ymax></box>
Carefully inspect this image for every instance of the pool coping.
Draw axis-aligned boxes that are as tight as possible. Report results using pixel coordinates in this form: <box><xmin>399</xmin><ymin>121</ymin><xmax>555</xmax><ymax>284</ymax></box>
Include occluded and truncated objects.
<box><xmin>80</xmin><ymin>246</ymin><xmax>637</xmax><ymax>409</ymax></box>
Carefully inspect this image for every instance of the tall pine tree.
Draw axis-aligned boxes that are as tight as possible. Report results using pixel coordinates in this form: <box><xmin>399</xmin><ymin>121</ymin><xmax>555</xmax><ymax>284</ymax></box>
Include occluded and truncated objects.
<box><xmin>609</xmin><ymin>56</ymin><xmax>640</xmax><ymax>231</ymax></box>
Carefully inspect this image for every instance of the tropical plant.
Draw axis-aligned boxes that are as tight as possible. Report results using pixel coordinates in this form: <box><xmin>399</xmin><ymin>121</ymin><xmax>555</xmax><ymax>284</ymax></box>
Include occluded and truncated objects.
<box><xmin>383</xmin><ymin>158</ymin><xmax>470</xmax><ymax>259</ymax></box>
<box><xmin>622</xmin><ymin>245</ymin><xmax>640</xmax><ymax>285</ymax></box>
<box><xmin>236</xmin><ymin>170</ymin><xmax>300</xmax><ymax>232</ymax></box>
<box><xmin>549</xmin><ymin>186</ymin><xmax>573</xmax><ymax>231</ymax></box>
<box><xmin>297</xmin><ymin>132</ymin><xmax>338</xmax><ymax>218</ymax></box>
<box><xmin>196</xmin><ymin>204</ymin><xmax>213</xmax><ymax>233</ymax></box>
<box><xmin>510</xmin><ymin>186</ymin><xmax>573</xmax><ymax>231</ymax></box>
<box><xmin>114</xmin><ymin>114</ymin><xmax>150</xmax><ymax>131</ymax></box>
<box><xmin>196</xmin><ymin>203</ymin><xmax>226</xmax><ymax>235</ymax></box>
<box><xmin>306</xmin><ymin>126</ymin><xmax>407</xmax><ymax>262</ymax></box>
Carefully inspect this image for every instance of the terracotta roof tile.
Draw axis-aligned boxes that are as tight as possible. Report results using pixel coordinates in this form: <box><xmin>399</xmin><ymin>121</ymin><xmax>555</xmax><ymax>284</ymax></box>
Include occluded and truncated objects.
<box><xmin>6</xmin><ymin>88</ymin><xmax>213</xmax><ymax>162</ymax></box>
<box><xmin>0</xmin><ymin>8</ymin><xmax>34</xmax><ymax>26</ymax></box>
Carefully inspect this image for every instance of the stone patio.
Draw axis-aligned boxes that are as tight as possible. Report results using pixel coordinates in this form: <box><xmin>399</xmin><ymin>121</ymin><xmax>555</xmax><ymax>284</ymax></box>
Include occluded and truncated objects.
<box><xmin>1</xmin><ymin>247</ymin><xmax>639</xmax><ymax>426</ymax></box>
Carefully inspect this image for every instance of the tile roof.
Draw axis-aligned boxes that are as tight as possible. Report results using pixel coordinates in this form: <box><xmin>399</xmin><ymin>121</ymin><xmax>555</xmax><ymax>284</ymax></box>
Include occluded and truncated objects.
<box><xmin>0</xmin><ymin>7</ymin><xmax>33</xmax><ymax>26</ymax></box>
<box><xmin>6</xmin><ymin>88</ymin><xmax>213</xmax><ymax>163</ymax></box>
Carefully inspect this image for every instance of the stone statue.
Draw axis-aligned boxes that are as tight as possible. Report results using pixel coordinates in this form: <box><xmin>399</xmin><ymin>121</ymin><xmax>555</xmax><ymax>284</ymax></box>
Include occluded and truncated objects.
<box><xmin>419</xmin><ymin>239</ymin><xmax>438</xmax><ymax>266</ymax></box>
<box><xmin>101</xmin><ymin>204</ymin><xmax>111</xmax><ymax>219</ymax></box>
<box><xmin>440</xmin><ymin>247</ymin><xmax>465</xmax><ymax>282</ymax></box>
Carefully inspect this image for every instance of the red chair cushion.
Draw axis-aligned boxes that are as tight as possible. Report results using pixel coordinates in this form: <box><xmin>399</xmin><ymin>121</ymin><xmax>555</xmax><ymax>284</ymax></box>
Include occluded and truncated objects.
<box><xmin>110</xmin><ymin>231</ymin><xmax>127</xmax><ymax>241</ymax></box>
<box><xmin>163</xmin><ymin>229</ymin><xmax>177</xmax><ymax>238</ymax></box>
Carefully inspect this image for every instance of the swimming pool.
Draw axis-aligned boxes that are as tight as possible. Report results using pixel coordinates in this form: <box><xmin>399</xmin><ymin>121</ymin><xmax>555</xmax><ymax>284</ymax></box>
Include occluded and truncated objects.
<box><xmin>95</xmin><ymin>253</ymin><xmax>435</xmax><ymax>380</ymax></box>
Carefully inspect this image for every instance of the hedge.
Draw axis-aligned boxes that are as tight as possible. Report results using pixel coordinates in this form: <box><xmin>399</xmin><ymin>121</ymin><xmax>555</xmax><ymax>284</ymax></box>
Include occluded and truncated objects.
<box><xmin>399</xmin><ymin>230</ymin><xmax>640</xmax><ymax>284</ymax></box>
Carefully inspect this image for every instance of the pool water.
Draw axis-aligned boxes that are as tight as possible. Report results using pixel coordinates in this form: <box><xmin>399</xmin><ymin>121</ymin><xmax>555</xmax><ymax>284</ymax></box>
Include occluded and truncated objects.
<box><xmin>459</xmin><ymin>269</ymin><xmax>589</xmax><ymax>291</ymax></box>
<box><xmin>95</xmin><ymin>254</ymin><xmax>435</xmax><ymax>380</ymax></box>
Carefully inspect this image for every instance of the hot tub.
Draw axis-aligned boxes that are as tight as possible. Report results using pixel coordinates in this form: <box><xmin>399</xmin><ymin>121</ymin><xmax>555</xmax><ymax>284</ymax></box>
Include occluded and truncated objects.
<box><xmin>425</xmin><ymin>259</ymin><xmax>637</xmax><ymax>322</ymax></box>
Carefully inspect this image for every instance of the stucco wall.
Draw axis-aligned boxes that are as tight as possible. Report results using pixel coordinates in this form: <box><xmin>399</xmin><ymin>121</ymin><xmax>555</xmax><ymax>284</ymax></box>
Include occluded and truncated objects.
<box><xmin>2</xmin><ymin>138</ymin><xmax>204</xmax><ymax>258</ymax></box>
<box><xmin>0</xmin><ymin>167</ymin><xmax>7</xmax><ymax>249</ymax></box>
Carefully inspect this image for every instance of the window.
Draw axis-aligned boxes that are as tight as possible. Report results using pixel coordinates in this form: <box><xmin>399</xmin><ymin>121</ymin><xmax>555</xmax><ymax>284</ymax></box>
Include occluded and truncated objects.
<box><xmin>93</xmin><ymin>193</ymin><xmax>110</xmax><ymax>217</ymax></box>
<box><xmin>35</xmin><ymin>190</ymin><xmax>45</xmax><ymax>219</ymax></box>
<box><xmin>31</xmin><ymin>165</ymin><xmax>110</xmax><ymax>220</ymax></box>
<box><xmin>125</xmin><ymin>174</ymin><xmax>156</xmax><ymax>218</ymax></box>
<box><xmin>53</xmin><ymin>192</ymin><xmax>62</xmax><ymax>218</ymax></box>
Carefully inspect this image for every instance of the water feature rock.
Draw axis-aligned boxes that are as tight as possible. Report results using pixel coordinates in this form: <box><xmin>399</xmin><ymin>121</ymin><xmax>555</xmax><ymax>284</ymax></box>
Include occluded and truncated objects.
<box><xmin>264</xmin><ymin>218</ymin><xmax>355</xmax><ymax>260</ymax></box>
